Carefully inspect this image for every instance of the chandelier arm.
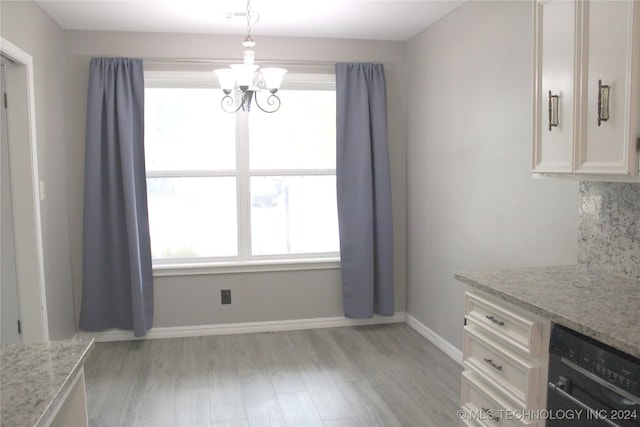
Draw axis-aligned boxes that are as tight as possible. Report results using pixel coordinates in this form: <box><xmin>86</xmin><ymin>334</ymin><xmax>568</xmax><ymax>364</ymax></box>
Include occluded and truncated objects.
<box><xmin>221</xmin><ymin>94</ymin><xmax>244</xmax><ymax>114</ymax></box>
<box><xmin>253</xmin><ymin>92</ymin><xmax>281</xmax><ymax>113</ymax></box>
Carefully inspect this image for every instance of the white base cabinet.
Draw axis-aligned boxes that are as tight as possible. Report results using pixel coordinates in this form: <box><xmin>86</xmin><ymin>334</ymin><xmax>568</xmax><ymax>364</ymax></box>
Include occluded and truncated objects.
<box><xmin>533</xmin><ymin>0</ymin><xmax>640</xmax><ymax>180</ymax></box>
<box><xmin>460</xmin><ymin>291</ymin><xmax>550</xmax><ymax>427</ymax></box>
<box><xmin>45</xmin><ymin>368</ymin><xmax>89</xmax><ymax>427</ymax></box>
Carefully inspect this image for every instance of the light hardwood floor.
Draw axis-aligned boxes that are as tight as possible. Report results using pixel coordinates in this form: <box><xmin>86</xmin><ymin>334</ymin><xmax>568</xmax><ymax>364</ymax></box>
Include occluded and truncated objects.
<box><xmin>84</xmin><ymin>324</ymin><xmax>462</xmax><ymax>426</ymax></box>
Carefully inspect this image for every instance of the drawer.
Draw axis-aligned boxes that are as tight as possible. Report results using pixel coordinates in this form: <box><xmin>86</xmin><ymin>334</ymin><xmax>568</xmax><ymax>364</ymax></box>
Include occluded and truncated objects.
<box><xmin>465</xmin><ymin>292</ymin><xmax>542</xmax><ymax>356</ymax></box>
<box><xmin>461</xmin><ymin>371</ymin><xmax>536</xmax><ymax>427</ymax></box>
<box><xmin>464</xmin><ymin>325</ymin><xmax>539</xmax><ymax>407</ymax></box>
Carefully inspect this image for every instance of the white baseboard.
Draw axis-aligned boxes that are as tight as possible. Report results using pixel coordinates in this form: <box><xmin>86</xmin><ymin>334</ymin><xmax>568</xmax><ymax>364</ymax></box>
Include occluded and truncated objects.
<box><xmin>405</xmin><ymin>313</ymin><xmax>463</xmax><ymax>366</ymax></box>
<box><xmin>78</xmin><ymin>312</ymin><xmax>406</xmax><ymax>342</ymax></box>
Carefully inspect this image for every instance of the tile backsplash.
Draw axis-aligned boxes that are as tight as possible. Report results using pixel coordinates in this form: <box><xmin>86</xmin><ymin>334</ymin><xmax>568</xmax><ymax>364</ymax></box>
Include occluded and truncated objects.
<box><xmin>578</xmin><ymin>181</ymin><xmax>640</xmax><ymax>280</ymax></box>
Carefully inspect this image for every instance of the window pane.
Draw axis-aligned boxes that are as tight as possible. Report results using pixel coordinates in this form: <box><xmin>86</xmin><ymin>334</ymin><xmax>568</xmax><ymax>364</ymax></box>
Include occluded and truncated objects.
<box><xmin>251</xmin><ymin>176</ymin><xmax>339</xmax><ymax>256</ymax></box>
<box><xmin>145</xmin><ymin>88</ymin><xmax>235</xmax><ymax>171</ymax></box>
<box><xmin>147</xmin><ymin>177</ymin><xmax>237</xmax><ymax>259</ymax></box>
<box><xmin>249</xmin><ymin>90</ymin><xmax>336</xmax><ymax>170</ymax></box>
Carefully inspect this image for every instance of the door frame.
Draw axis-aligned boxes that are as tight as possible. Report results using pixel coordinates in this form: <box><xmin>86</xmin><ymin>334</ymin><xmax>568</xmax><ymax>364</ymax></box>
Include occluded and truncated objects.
<box><xmin>1</xmin><ymin>37</ymin><xmax>49</xmax><ymax>342</ymax></box>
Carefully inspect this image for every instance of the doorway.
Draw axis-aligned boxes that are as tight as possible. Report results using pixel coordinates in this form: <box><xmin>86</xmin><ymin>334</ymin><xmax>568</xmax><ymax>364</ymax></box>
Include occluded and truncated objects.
<box><xmin>1</xmin><ymin>58</ymin><xmax>22</xmax><ymax>343</ymax></box>
<box><xmin>0</xmin><ymin>38</ymin><xmax>48</xmax><ymax>342</ymax></box>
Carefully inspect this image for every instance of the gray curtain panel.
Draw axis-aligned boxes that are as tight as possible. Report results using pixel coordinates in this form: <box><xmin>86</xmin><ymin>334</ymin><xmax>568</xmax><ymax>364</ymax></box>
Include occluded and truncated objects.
<box><xmin>336</xmin><ymin>63</ymin><xmax>394</xmax><ymax>318</ymax></box>
<box><xmin>79</xmin><ymin>57</ymin><xmax>153</xmax><ymax>337</ymax></box>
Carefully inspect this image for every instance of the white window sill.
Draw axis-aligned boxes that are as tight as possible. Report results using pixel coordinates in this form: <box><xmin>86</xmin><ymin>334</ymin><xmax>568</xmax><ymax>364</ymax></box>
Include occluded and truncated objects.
<box><xmin>152</xmin><ymin>258</ymin><xmax>341</xmax><ymax>277</ymax></box>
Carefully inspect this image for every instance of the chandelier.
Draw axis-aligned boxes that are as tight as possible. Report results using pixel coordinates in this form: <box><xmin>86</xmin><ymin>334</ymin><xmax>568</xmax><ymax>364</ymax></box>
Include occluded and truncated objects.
<box><xmin>214</xmin><ymin>0</ymin><xmax>287</xmax><ymax>113</ymax></box>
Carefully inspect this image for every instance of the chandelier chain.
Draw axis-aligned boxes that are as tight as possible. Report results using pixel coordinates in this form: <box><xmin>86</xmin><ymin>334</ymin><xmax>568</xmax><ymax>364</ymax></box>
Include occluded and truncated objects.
<box><xmin>246</xmin><ymin>0</ymin><xmax>252</xmax><ymax>39</ymax></box>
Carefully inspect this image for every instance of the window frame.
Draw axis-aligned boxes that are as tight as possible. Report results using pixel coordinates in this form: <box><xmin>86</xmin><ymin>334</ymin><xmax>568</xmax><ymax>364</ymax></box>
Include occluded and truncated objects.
<box><xmin>144</xmin><ymin>71</ymin><xmax>340</xmax><ymax>276</ymax></box>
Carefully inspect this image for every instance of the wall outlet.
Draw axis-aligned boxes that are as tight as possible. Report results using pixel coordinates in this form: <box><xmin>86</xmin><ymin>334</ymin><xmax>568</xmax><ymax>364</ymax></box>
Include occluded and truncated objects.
<box><xmin>221</xmin><ymin>289</ymin><xmax>231</xmax><ymax>305</ymax></box>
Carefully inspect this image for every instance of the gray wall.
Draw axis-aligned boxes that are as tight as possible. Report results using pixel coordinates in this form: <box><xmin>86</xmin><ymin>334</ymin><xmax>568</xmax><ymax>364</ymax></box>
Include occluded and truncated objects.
<box><xmin>5</xmin><ymin>0</ymin><xmax>607</xmax><ymax>352</ymax></box>
<box><xmin>404</xmin><ymin>1</ymin><xmax>580</xmax><ymax>350</ymax></box>
<box><xmin>64</xmin><ymin>31</ymin><xmax>408</xmax><ymax>328</ymax></box>
<box><xmin>0</xmin><ymin>1</ymin><xmax>76</xmax><ymax>339</ymax></box>
<box><xmin>579</xmin><ymin>181</ymin><xmax>640</xmax><ymax>281</ymax></box>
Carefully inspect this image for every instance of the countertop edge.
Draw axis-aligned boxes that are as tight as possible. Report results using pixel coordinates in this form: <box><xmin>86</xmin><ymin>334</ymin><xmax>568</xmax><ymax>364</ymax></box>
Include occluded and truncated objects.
<box><xmin>34</xmin><ymin>339</ymin><xmax>95</xmax><ymax>427</ymax></box>
<box><xmin>455</xmin><ymin>268</ymin><xmax>640</xmax><ymax>359</ymax></box>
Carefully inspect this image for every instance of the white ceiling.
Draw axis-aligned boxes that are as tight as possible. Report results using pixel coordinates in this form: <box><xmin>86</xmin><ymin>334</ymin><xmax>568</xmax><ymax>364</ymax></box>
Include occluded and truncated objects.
<box><xmin>34</xmin><ymin>0</ymin><xmax>465</xmax><ymax>41</ymax></box>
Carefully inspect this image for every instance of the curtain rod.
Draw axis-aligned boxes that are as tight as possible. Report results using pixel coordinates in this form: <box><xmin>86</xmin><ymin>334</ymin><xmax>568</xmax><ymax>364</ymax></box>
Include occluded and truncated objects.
<box><xmin>143</xmin><ymin>58</ymin><xmax>336</xmax><ymax>68</ymax></box>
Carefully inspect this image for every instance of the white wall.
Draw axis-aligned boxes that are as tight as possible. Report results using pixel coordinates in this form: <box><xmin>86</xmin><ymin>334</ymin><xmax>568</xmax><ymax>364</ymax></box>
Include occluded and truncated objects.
<box><xmin>405</xmin><ymin>1</ymin><xmax>579</xmax><ymax>350</ymax></box>
<box><xmin>0</xmin><ymin>1</ymin><xmax>77</xmax><ymax>339</ymax></box>
<box><xmin>64</xmin><ymin>31</ymin><xmax>408</xmax><ymax>329</ymax></box>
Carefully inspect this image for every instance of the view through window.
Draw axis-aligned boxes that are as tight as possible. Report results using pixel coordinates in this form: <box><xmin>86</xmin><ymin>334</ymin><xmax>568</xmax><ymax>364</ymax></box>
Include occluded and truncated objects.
<box><xmin>144</xmin><ymin>73</ymin><xmax>339</xmax><ymax>266</ymax></box>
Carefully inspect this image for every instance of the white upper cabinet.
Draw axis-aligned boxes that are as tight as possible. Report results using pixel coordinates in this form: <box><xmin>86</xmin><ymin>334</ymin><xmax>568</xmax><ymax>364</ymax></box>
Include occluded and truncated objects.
<box><xmin>533</xmin><ymin>0</ymin><xmax>640</xmax><ymax>179</ymax></box>
<box><xmin>533</xmin><ymin>0</ymin><xmax>577</xmax><ymax>173</ymax></box>
<box><xmin>577</xmin><ymin>1</ymin><xmax>639</xmax><ymax>174</ymax></box>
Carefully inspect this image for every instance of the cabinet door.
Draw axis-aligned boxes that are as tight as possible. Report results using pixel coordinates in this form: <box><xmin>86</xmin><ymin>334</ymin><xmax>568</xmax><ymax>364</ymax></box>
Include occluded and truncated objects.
<box><xmin>576</xmin><ymin>0</ymin><xmax>640</xmax><ymax>175</ymax></box>
<box><xmin>533</xmin><ymin>0</ymin><xmax>578</xmax><ymax>173</ymax></box>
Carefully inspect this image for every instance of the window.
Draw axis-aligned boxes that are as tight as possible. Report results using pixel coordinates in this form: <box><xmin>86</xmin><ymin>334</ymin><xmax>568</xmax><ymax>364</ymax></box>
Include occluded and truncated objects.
<box><xmin>144</xmin><ymin>71</ymin><xmax>339</xmax><ymax>273</ymax></box>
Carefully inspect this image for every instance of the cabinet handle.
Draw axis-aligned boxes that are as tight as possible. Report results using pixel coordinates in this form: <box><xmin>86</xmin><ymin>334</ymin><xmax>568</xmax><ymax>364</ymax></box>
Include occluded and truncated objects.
<box><xmin>597</xmin><ymin>79</ymin><xmax>610</xmax><ymax>127</ymax></box>
<box><xmin>483</xmin><ymin>357</ymin><xmax>504</xmax><ymax>372</ymax></box>
<box><xmin>549</xmin><ymin>381</ymin><xmax>620</xmax><ymax>427</ymax></box>
<box><xmin>485</xmin><ymin>315</ymin><xmax>505</xmax><ymax>327</ymax></box>
<box><xmin>548</xmin><ymin>90</ymin><xmax>559</xmax><ymax>131</ymax></box>
<box><xmin>481</xmin><ymin>407</ymin><xmax>501</xmax><ymax>423</ymax></box>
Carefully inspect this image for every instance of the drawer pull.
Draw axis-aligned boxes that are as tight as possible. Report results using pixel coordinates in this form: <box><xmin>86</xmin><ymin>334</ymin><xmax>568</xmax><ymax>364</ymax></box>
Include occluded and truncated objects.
<box><xmin>485</xmin><ymin>315</ymin><xmax>505</xmax><ymax>327</ymax></box>
<box><xmin>483</xmin><ymin>358</ymin><xmax>503</xmax><ymax>372</ymax></box>
<box><xmin>481</xmin><ymin>407</ymin><xmax>501</xmax><ymax>423</ymax></box>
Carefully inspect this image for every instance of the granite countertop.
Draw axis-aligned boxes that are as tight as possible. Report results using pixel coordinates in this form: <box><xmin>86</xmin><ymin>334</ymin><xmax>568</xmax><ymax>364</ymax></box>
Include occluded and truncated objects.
<box><xmin>454</xmin><ymin>265</ymin><xmax>640</xmax><ymax>359</ymax></box>
<box><xmin>1</xmin><ymin>338</ymin><xmax>95</xmax><ymax>427</ymax></box>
